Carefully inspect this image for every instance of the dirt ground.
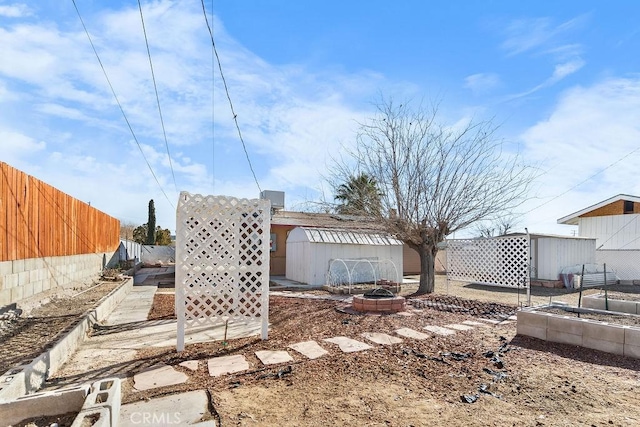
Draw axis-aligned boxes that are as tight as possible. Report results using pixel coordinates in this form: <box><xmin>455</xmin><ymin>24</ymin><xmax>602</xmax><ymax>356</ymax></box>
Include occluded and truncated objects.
<box><xmin>127</xmin><ymin>281</ymin><xmax>640</xmax><ymax>427</ymax></box>
<box><xmin>0</xmin><ymin>280</ymin><xmax>121</xmax><ymax>375</ymax></box>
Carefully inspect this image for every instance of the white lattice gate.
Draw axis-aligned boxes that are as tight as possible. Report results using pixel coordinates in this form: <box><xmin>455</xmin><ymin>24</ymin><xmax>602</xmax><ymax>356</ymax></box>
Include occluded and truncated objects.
<box><xmin>176</xmin><ymin>193</ymin><xmax>270</xmax><ymax>351</ymax></box>
<box><xmin>446</xmin><ymin>235</ymin><xmax>530</xmax><ymax>300</ymax></box>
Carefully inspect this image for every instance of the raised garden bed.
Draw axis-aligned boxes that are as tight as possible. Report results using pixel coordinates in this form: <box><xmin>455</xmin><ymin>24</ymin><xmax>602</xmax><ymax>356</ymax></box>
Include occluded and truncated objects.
<box><xmin>517</xmin><ymin>303</ymin><xmax>640</xmax><ymax>358</ymax></box>
<box><xmin>582</xmin><ymin>292</ymin><xmax>640</xmax><ymax>314</ymax></box>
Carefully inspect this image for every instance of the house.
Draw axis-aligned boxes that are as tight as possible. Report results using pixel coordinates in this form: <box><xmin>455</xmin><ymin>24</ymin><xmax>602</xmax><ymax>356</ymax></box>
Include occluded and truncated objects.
<box><xmin>558</xmin><ymin>194</ymin><xmax>640</xmax><ymax>282</ymax></box>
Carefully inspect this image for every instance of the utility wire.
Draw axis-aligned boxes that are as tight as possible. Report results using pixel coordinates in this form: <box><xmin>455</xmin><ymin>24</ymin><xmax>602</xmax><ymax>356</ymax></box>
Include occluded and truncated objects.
<box><xmin>519</xmin><ymin>143</ymin><xmax>640</xmax><ymax>219</ymax></box>
<box><xmin>71</xmin><ymin>0</ymin><xmax>175</xmax><ymax>209</ymax></box>
<box><xmin>200</xmin><ymin>0</ymin><xmax>262</xmax><ymax>193</ymax></box>
<box><xmin>137</xmin><ymin>0</ymin><xmax>178</xmax><ymax>194</ymax></box>
<box><xmin>209</xmin><ymin>0</ymin><xmax>216</xmax><ymax>192</ymax></box>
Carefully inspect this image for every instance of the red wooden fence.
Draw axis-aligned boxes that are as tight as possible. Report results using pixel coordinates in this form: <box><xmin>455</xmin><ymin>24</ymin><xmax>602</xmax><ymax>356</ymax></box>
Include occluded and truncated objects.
<box><xmin>0</xmin><ymin>162</ymin><xmax>120</xmax><ymax>261</ymax></box>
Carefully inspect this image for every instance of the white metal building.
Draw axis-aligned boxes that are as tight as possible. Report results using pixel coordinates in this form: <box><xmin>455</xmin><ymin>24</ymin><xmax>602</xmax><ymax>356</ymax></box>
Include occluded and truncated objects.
<box><xmin>529</xmin><ymin>234</ymin><xmax>596</xmax><ymax>280</ymax></box>
<box><xmin>285</xmin><ymin>227</ymin><xmax>404</xmax><ymax>286</ymax></box>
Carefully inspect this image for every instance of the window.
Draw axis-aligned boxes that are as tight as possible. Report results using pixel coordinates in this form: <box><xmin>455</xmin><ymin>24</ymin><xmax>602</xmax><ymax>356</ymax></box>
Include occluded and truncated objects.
<box><xmin>624</xmin><ymin>200</ymin><xmax>634</xmax><ymax>214</ymax></box>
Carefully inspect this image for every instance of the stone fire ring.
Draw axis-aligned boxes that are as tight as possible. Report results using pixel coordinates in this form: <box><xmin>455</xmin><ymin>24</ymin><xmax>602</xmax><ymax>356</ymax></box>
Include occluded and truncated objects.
<box><xmin>352</xmin><ymin>295</ymin><xmax>406</xmax><ymax>313</ymax></box>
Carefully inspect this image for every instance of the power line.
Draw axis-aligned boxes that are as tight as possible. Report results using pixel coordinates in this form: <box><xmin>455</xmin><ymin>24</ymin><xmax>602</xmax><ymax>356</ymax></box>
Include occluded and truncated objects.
<box><xmin>200</xmin><ymin>0</ymin><xmax>262</xmax><ymax>193</ymax></box>
<box><xmin>71</xmin><ymin>0</ymin><xmax>175</xmax><ymax>209</ymax></box>
<box><xmin>209</xmin><ymin>0</ymin><xmax>215</xmax><ymax>192</ymax></box>
<box><xmin>519</xmin><ymin>143</ymin><xmax>640</xmax><ymax>219</ymax></box>
<box><xmin>137</xmin><ymin>0</ymin><xmax>178</xmax><ymax>194</ymax></box>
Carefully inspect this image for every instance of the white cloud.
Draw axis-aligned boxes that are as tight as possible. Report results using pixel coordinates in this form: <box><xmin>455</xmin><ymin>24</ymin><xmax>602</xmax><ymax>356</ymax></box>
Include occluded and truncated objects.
<box><xmin>518</xmin><ymin>77</ymin><xmax>640</xmax><ymax>234</ymax></box>
<box><xmin>0</xmin><ymin>4</ymin><xmax>31</xmax><ymax>18</ymax></box>
<box><xmin>464</xmin><ymin>73</ymin><xmax>501</xmax><ymax>94</ymax></box>
<box><xmin>501</xmin><ymin>15</ymin><xmax>588</xmax><ymax>56</ymax></box>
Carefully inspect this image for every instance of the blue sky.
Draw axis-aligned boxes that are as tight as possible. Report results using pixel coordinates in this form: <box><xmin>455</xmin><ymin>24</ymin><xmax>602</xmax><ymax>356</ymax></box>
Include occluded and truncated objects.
<box><xmin>1</xmin><ymin>1</ymin><xmax>640</xmax><ymax>236</ymax></box>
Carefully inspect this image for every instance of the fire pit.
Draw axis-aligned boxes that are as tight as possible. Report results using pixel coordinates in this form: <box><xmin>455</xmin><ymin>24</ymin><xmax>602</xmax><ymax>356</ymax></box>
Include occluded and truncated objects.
<box><xmin>352</xmin><ymin>288</ymin><xmax>406</xmax><ymax>313</ymax></box>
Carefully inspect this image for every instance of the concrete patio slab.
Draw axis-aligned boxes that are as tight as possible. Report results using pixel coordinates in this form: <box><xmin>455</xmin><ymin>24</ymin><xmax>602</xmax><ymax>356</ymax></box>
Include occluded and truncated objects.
<box><xmin>255</xmin><ymin>350</ymin><xmax>294</xmax><ymax>365</ymax></box>
<box><xmin>288</xmin><ymin>341</ymin><xmax>329</xmax><ymax>360</ymax></box>
<box><xmin>445</xmin><ymin>324</ymin><xmax>475</xmax><ymax>331</ymax></box>
<box><xmin>133</xmin><ymin>364</ymin><xmax>188</xmax><ymax>391</ymax></box>
<box><xmin>424</xmin><ymin>325</ymin><xmax>456</xmax><ymax>336</ymax></box>
<box><xmin>180</xmin><ymin>360</ymin><xmax>199</xmax><ymax>371</ymax></box>
<box><xmin>323</xmin><ymin>337</ymin><xmax>372</xmax><ymax>353</ymax></box>
<box><xmin>478</xmin><ymin>318</ymin><xmax>501</xmax><ymax>324</ymax></box>
<box><xmin>395</xmin><ymin>327</ymin><xmax>431</xmax><ymax>340</ymax></box>
<box><xmin>362</xmin><ymin>332</ymin><xmax>403</xmax><ymax>345</ymax></box>
<box><xmin>207</xmin><ymin>355</ymin><xmax>249</xmax><ymax>377</ymax></box>
<box><xmin>120</xmin><ymin>390</ymin><xmax>210</xmax><ymax>426</ymax></box>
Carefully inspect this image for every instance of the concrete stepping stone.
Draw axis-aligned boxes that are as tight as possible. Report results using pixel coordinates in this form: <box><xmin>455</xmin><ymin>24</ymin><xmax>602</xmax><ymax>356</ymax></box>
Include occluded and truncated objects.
<box><xmin>395</xmin><ymin>327</ymin><xmax>430</xmax><ymax>340</ymax></box>
<box><xmin>424</xmin><ymin>325</ymin><xmax>456</xmax><ymax>336</ymax></box>
<box><xmin>445</xmin><ymin>323</ymin><xmax>475</xmax><ymax>331</ymax></box>
<box><xmin>289</xmin><ymin>341</ymin><xmax>329</xmax><ymax>359</ymax></box>
<box><xmin>324</xmin><ymin>336</ymin><xmax>372</xmax><ymax>353</ymax></box>
<box><xmin>133</xmin><ymin>363</ymin><xmax>188</xmax><ymax>391</ymax></box>
<box><xmin>478</xmin><ymin>318</ymin><xmax>501</xmax><ymax>324</ymax></box>
<box><xmin>362</xmin><ymin>332</ymin><xmax>403</xmax><ymax>345</ymax></box>
<box><xmin>462</xmin><ymin>320</ymin><xmax>488</xmax><ymax>327</ymax></box>
<box><xmin>207</xmin><ymin>354</ymin><xmax>249</xmax><ymax>377</ymax></box>
<box><xmin>180</xmin><ymin>360</ymin><xmax>199</xmax><ymax>371</ymax></box>
<box><xmin>120</xmin><ymin>390</ymin><xmax>208</xmax><ymax>427</ymax></box>
<box><xmin>255</xmin><ymin>350</ymin><xmax>294</xmax><ymax>365</ymax></box>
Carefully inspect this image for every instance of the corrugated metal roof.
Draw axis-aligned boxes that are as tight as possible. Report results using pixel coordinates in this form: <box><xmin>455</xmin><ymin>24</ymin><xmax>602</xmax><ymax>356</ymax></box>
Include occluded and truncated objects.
<box><xmin>299</xmin><ymin>227</ymin><xmax>403</xmax><ymax>246</ymax></box>
<box><xmin>271</xmin><ymin>211</ymin><xmax>384</xmax><ymax>231</ymax></box>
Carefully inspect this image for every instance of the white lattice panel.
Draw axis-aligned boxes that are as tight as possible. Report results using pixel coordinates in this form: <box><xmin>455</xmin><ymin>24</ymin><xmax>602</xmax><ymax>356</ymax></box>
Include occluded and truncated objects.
<box><xmin>176</xmin><ymin>192</ymin><xmax>270</xmax><ymax>351</ymax></box>
<box><xmin>447</xmin><ymin>236</ymin><xmax>529</xmax><ymax>288</ymax></box>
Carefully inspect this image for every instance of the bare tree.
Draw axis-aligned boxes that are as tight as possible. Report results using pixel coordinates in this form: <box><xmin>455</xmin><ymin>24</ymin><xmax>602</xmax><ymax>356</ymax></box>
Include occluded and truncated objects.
<box><xmin>120</xmin><ymin>221</ymin><xmax>138</xmax><ymax>240</ymax></box>
<box><xmin>475</xmin><ymin>215</ymin><xmax>520</xmax><ymax>238</ymax></box>
<box><xmin>334</xmin><ymin>98</ymin><xmax>533</xmax><ymax>294</ymax></box>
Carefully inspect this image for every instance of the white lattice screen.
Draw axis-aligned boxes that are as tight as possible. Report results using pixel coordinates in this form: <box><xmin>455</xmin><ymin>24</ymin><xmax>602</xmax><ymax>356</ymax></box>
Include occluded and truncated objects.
<box><xmin>446</xmin><ymin>236</ymin><xmax>530</xmax><ymax>288</ymax></box>
<box><xmin>176</xmin><ymin>193</ymin><xmax>270</xmax><ymax>351</ymax></box>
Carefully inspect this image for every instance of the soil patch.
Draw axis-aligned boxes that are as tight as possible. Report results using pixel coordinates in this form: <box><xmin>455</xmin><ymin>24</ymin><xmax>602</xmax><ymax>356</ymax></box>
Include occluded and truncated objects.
<box><xmin>147</xmin><ymin>293</ymin><xmax>176</xmax><ymax>320</ymax></box>
<box><xmin>590</xmin><ymin>290</ymin><xmax>640</xmax><ymax>302</ymax></box>
<box><xmin>540</xmin><ymin>307</ymin><xmax>640</xmax><ymax>326</ymax></box>
<box><xmin>118</xmin><ymin>295</ymin><xmax>640</xmax><ymax>426</ymax></box>
<box><xmin>0</xmin><ymin>280</ymin><xmax>122</xmax><ymax>375</ymax></box>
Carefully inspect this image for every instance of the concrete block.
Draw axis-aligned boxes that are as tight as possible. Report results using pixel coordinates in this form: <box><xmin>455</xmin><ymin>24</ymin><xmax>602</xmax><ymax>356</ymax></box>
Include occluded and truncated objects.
<box><xmin>0</xmin><ymin>384</ymin><xmax>90</xmax><ymax>426</ymax></box>
<box><xmin>33</xmin><ymin>280</ymin><xmax>43</xmax><ymax>296</ymax></box>
<box><xmin>23</xmin><ymin>258</ymin><xmax>36</xmax><ymax>271</ymax></box>
<box><xmin>516</xmin><ymin>323</ymin><xmax>547</xmax><ymax>340</ymax></box>
<box><xmin>82</xmin><ymin>378</ymin><xmax>121</xmax><ymax>426</ymax></box>
<box><xmin>607</xmin><ymin>300</ymin><xmax>635</xmax><ymax>314</ymax></box>
<box><xmin>0</xmin><ymin>289</ymin><xmax>11</xmax><ymax>307</ymax></box>
<box><xmin>18</xmin><ymin>271</ymin><xmax>30</xmax><ymax>287</ymax></box>
<box><xmin>0</xmin><ymin>261</ymin><xmax>13</xmax><ymax>276</ymax></box>
<box><xmin>547</xmin><ymin>315</ymin><xmax>585</xmax><ymax>336</ymax></box>
<box><xmin>10</xmin><ymin>285</ymin><xmax>24</xmax><ymax>302</ymax></box>
<box><xmin>547</xmin><ymin>329</ymin><xmax>582</xmax><ymax>347</ymax></box>
<box><xmin>23</xmin><ymin>282</ymin><xmax>34</xmax><ymax>299</ymax></box>
<box><xmin>583</xmin><ymin>335</ymin><xmax>625</xmax><ymax>355</ymax></box>
<box><xmin>624</xmin><ymin>343</ymin><xmax>640</xmax><ymax>359</ymax></box>
<box><xmin>581</xmin><ymin>297</ymin><xmax>601</xmax><ymax>310</ymax></box>
<box><xmin>5</xmin><ymin>274</ymin><xmax>18</xmax><ymax>289</ymax></box>
<box><xmin>624</xmin><ymin>327</ymin><xmax>640</xmax><ymax>347</ymax></box>
<box><xmin>12</xmin><ymin>259</ymin><xmax>24</xmax><ymax>274</ymax></box>
<box><xmin>517</xmin><ymin>310</ymin><xmax>549</xmax><ymax>329</ymax></box>
<box><xmin>583</xmin><ymin>321</ymin><xmax>625</xmax><ymax>344</ymax></box>
<box><xmin>71</xmin><ymin>407</ymin><xmax>110</xmax><ymax>427</ymax></box>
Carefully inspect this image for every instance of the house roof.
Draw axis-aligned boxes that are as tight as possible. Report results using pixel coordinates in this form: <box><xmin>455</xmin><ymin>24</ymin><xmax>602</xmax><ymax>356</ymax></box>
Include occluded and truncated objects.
<box><xmin>293</xmin><ymin>226</ymin><xmax>403</xmax><ymax>246</ymax></box>
<box><xmin>557</xmin><ymin>194</ymin><xmax>640</xmax><ymax>225</ymax></box>
<box><xmin>271</xmin><ymin>210</ymin><xmax>384</xmax><ymax>231</ymax></box>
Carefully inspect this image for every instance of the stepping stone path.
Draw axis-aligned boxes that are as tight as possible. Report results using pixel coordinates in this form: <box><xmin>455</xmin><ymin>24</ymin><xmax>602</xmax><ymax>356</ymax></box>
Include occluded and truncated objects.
<box><xmin>445</xmin><ymin>323</ymin><xmax>475</xmax><ymax>331</ymax></box>
<box><xmin>179</xmin><ymin>360</ymin><xmax>199</xmax><ymax>371</ymax></box>
<box><xmin>362</xmin><ymin>332</ymin><xmax>403</xmax><ymax>345</ymax></box>
<box><xmin>395</xmin><ymin>327</ymin><xmax>431</xmax><ymax>340</ymax></box>
<box><xmin>289</xmin><ymin>340</ymin><xmax>328</xmax><ymax>359</ymax></box>
<box><xmin>208</xmin><ymin>354</ymin><xmax>250</xmax><ymax>377</ymax></box>
<box><xmin>424</xmin><ymin>325</ymin><xmax>456</xmax><ymax>336</ymax></box>
<box><xmin>324</xmin><ymin>336</ymin><xmax>372</xmax><ymax>353</ymax></box>
<box><xmin>133</xmin><ymin>364</ymin><xmax>188</xmax><ymax>391</ymax></box>
<box><xmin>255</xmin><ymin>350</ymin><xmax>294</xmax><ymax>365</ymax></box>
<box><xmin>147</xmin><ymin>318</ymin><xmax>511</xmax><ymax>382</ymax></box>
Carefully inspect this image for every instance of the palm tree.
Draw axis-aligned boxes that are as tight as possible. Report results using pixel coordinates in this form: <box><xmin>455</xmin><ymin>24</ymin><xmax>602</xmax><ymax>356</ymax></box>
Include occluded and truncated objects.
<box><xmin>334</xmin><ymin>173</ymin><xmax>383</xmax><ymax>216</ymax></box>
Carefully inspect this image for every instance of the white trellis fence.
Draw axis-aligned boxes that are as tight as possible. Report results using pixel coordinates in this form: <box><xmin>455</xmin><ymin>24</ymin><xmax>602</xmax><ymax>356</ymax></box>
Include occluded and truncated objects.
<box><xmin>446</xmin><ymin>235</ymin><xmax>530</xmax><ymax>304</ymax></box>
<box><xmin>175</xmin><ymin>193</ymin><xmax>270</xmax><ymax>351</ymax></box>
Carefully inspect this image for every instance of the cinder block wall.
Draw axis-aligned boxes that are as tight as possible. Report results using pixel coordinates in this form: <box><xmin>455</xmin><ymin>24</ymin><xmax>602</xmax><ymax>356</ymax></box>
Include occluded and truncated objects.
<box><xmin>0</xmin><ymin>252</ymin><xmax>109</xmax><ymax>307</ymax></box>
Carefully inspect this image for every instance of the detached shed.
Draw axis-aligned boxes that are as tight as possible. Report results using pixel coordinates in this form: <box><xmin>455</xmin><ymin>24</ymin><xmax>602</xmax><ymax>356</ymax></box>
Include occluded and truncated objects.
<box><xmin>529</xmin><ymin>234</ymin><xmax>596</xmax><ymax>281</ymax></box>
<box><xmin>286</xmin><ymin>227</ymin><xmax>404</xmax><ymax>286</ymax></box>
